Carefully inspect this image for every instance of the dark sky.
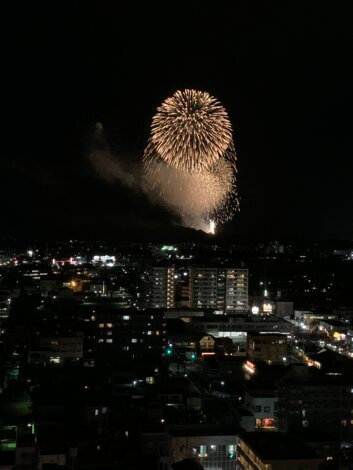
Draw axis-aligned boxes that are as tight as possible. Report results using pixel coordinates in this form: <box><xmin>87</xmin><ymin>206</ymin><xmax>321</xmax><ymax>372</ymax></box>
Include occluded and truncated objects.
<box><xmin>2</xmin><ymin>2</ymin><xmax>353</xmax><ymax>241</ymax></box>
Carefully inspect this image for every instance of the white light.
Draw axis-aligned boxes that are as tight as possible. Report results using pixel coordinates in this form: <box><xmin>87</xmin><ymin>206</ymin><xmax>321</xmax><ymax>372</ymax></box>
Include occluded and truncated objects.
<box><xmin>251</xmin><ymin>306</ymin><xmax>259</xmax><ymax>315</ymax></box>
<box><xmin>263</xmin><ymin>303</ymin><xmax>273</xmax><ymax>313</ymax></box>
<box><xmin>208</xmin><ymin>219</ymin><xmax>216</xmax><ymax>235</ymax></box>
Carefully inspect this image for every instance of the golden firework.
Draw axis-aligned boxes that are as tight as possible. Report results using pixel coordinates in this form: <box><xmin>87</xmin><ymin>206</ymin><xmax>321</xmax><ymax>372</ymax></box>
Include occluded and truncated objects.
<box><xmin>147</xmin><ymin>89</ymin><xmax>233</xmax><ymax>172</ymax></box>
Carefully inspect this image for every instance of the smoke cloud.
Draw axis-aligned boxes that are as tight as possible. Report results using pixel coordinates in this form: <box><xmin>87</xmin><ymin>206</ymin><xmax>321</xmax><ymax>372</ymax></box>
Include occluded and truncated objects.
<box><xmin>88</xmin><ymin>122</ymin><xmax>214</xmax><ymax>232</ymax></box>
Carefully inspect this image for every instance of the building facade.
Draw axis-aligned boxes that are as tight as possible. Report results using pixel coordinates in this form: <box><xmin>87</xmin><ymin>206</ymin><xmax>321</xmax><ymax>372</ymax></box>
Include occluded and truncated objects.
<box><xmin>190</xmin><ymin>268</ymin><xmax>248</xmax><ymax>312</ymax></box>
<box><xmin>247</xmin><ymin>332</ymin><xmax>288</xmax><ymax>364</ymax></box>
<box><xmin>145</xmin><ymin>266</ymin><xmax>175</xmax><ymax>309</ymax></box>
<box><xmin>169</xmin><ymin>427</ymin><xmax>236</xmax><ymax>470</ymax></box>
<box><xmin>237</xmin><ymin>432</ymin><xmax>322</xmax><ymax>470</ymax></box>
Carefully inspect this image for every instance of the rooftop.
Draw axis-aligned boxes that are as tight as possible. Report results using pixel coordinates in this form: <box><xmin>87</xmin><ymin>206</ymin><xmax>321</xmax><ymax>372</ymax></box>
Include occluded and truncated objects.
<box><xmin>168</xmin><ymin>424</ymin><xmax>235</xmax><ymax>437</ymax></box>
<box><xmin>239</xmin><ymin>432</ymin><xmax>320</xmax><ymax>461</ymax></box>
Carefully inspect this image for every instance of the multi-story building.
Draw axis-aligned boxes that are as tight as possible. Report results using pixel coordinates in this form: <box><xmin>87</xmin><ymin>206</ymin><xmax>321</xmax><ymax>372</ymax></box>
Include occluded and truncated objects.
<box><xmin>277</xmin><ymin>364</ymin><xmax>353</xmax><ymax>440</ymax></box>
<box><xmin>29</xmin><ymin>335</ymin><xmax>83</xmax><ymax>366</ymax></box>
<box><xmin>243</xmin><ymin>389</ymin><xmax>278</xmax><ymax>431</ymax></box>
<box><xmin>237</xmin><ymin>432</ymin><xmax>322</xmax><ymax>470</ymax></box>
<box><xmin>168</xmin><ymin>425</ymin><xmax>236</xmax><ymax>470</ymax></box>
<box><xmin>144</xmin><ymin>266</ymin><xmax>175</xmax><ymax>309</ymax></box>
<box><xmin>192</xmin><ymin>316</ymin><xmax>294</xmax><ymax>345</ymax></box>
<box><xmin>247</xmin><ymin>332</ymin><xmax>288</xmax><ymax>364</ymax></box>
<box><xmin>190</xmin><ymin>267</ymin><xmax>248</xmax><ymax>312</ymax></box>
<box><xmin>89</xmin><ymin>308</ymin><xmax>166</xmax><ymax>367</ymax></box>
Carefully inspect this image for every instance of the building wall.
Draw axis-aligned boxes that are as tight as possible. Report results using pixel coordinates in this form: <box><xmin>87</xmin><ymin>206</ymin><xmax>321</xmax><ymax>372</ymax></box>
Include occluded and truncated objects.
<box><xmin>277</xmin><ymin>382</ymin><xmax>353</xmax><ymax>439</ymax></box>
<box><xmin>199</xmin><ymin>335</ymin><xmax>215</xmax><ymax>351</ymax></box>
<box><xmin>236</xmin><ymin>436</ymin><xmax>321</xmax><ymax>470</ymax></box>
<box><xmin>146</xmin><ymin>267</ymin><xmax>175</xmax><ymax>309</ymax></box>
<box><xmin>247</xmin><ymin>333</ymin><xmax>287</xmax><ymax>364</ymax></box>
<box><xmin>190</xmin><ymin>268</ymin><xmax>218</xmax><ymax>309</ymax></box>
<box><xmin>170</xmin><ymin>435</ymin><xmax>236</xmax><ymax>470</ymax></box>
<box><xmin>190</xmin><ymin>268</ymin><xmax>249</xmax><ymax>312</ymax></box>
<box><xmin>244</xmin><ymin>392</ymin><xmax>278</xmax><ymax>430</ymax></box>
<box><xmin>194</xmin><ymin>320</ymin><xmax>294</xmax><ymax>344</ymax></box>
<box><xmin>91</xmin><ymin>310</ymin><xmax>166</xmax><ymax>366</ymax></box>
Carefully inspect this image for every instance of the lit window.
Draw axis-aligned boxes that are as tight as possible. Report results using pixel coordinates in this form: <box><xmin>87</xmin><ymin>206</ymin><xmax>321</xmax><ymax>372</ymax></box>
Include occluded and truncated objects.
<box><xmin>107</xmin><ymin>323</ymin><xmax>113</xmax><ymax>328</ymax></box>
<box><xmin>106</xmin><ymin>339</ymin><xmax>113</xmax><ymax>343</ymax></box>
<box><xmin>99</xmin><ymin>323</ymin><xmax>104</xmax><ymax>328</ymax></box>
<box><xmin>147</xmin><ymin>331</ymin><xmax>152</xmax><ymax>335</ymax></box>
<box><xmin>131</xmin><ymin>338</ymin><xmax>137</xmax><ymax>343</ymax></box>
<box><xmin>123</xmin><ymin>315</ymin><xmax>130</xmax><ymax>320</ymax></box>
<box><xmin>50</xmin><ymin>357</ymin><xmax>60</xmax><ymax>364</ymax></box>
<box><xmin>95</xmin><ymin>409</ymin><xmax>99</xmax><ymax>416</ymax></box>
<box><xmin>199</xmin><ymin>445</ymin><xmax>207</xmax><ymax>457</ymax></box>
<box><xmin>228</xmin><ymin>444</ymin><xmax>236</xmax><ymax>459</ymax></box>
<box><xmin>98</xmin><ymin>339</ymin><xmax>104</xmax><ymax>343</ymax></box>
<box><xmin>107</xmin><ymin>331</ymin><xmax>112</xmax><ymax>336</ymax></box>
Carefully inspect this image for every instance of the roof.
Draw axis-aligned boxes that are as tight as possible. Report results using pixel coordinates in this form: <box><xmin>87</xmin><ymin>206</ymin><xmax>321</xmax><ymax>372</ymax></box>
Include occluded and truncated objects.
<box><xmin>245</xmin><ymin>388</ymin><xmax>276</xmax><ymax>398</ymax></box>
<box><xmin>321</xmin><ymin>319</ymin><xmax>345</xmax><ymax>327</ymax></box>
<box><xmin>280</xmin><ymin>364</ymin><xmax>353</xmax><ymax>386</ymax></box>
<box><xmin>247</xmin><ymin>332</ymin><xmax>287</xmax><ymax>338</ymax></box>
<box><xmin>239</xmin><ymin>432</ymin><xmax>320</xmax><ymax>461</ymax></box>
<box><xmin>168</xmin><ymin>424</ymin><xmax>235</xmax><ymax>437</ymax></box>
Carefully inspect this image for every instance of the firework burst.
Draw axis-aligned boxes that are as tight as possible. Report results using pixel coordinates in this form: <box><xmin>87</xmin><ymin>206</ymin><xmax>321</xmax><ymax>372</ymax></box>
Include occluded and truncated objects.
<box><xmin>143</xmin><ymin>89</ymin><xmax>239</xmax><ymax>231</ymax></box>
<box><xmin>146</xmin><ymin>89</ymin><xmax>233</xmax><ymax>172</ymax></box>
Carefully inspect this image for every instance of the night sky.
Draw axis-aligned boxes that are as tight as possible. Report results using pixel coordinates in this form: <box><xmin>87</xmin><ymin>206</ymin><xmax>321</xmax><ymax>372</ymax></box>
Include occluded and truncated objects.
<box><xmin>2</xmin><ymin>3</ymin><xmax>353</xmax><ymax>241</ymax></box>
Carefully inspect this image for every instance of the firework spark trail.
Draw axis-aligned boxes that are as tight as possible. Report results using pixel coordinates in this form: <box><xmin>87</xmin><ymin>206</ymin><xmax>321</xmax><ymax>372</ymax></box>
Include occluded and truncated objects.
<box><xmin>144</xmin><ymin>156</ymin><xmax>234</xmax><ymax>215</ymax></box>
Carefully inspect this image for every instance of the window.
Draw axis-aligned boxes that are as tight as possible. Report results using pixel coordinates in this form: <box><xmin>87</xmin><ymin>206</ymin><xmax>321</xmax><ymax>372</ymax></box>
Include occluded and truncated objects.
<box><xmin>107</xmin><ymin>323</ymin><xmax>113</xmax><ymax>328</ymax></box>
<box><xmin>123</xmin><ymin>315</ymin><xmax>130</xmax><ymax>320</ymax></box>
<box><xmin>264</xmin><ymin>406</ymin><xmax>271</xmax><ymax>412</ymax></box>
<box><xmin>131</xmin><ymin>338</ymin><xmax>137</xmax><ymax>343</ymax></box>
<box><xmin>228</xmin><ymin>444</ymin><xmax>236</xmax><ymax>459</ymax></box>
<box><xmin>95</xmin><ymin>409</ymin><xmax>99</xmax><ymax>416</ymax></box>
<box><xmin>107</xmin><ymin>331</ymin><xmax>112</xmax><ymax>336</ymax></box>
<box><xmin>98</xmin><ymin>339</ymin><xmax>104</xmax><ymax>343</ymax></box>
<box><xmin>255</xmin><ymin>406</ymin><xmax>262</xmax><ymax>412</ymax></box>
<box><xmin>199</xmin><ymin>445</ymin><xmax>207</xmax><ymax>457</ymax></box>
<box><xmin>106</xmin><ymin>339</ymin><xmax>113</xmax><ymax>343</ymax></box>
<box><xmin>99</xmin><ymin>323</ymin><xmax>104</xmax><ymax>328</ymax></box>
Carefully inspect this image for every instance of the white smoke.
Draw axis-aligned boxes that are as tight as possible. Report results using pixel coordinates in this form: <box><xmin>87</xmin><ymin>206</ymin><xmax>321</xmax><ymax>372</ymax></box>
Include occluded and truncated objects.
<box><xmin>88</xmin><ymin>122</ymin><xmax>217</xmax><ymax>232</ymax></box>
